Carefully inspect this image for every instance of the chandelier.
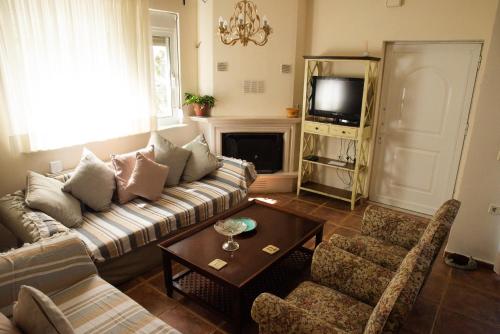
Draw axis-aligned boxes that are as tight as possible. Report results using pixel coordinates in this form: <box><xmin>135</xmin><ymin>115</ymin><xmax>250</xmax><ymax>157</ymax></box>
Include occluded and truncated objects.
<box><xmin>217</xmin><ymin>0</ymin><xmax>272</xmax><ymax>46</ymax></box>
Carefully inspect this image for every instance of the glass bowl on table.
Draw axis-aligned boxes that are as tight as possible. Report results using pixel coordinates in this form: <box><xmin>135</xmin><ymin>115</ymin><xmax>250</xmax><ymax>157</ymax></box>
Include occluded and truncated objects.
<box><xmin>214</xmin><ymin>218</ymin><xmax>247</xmax><ymax>251</ymax></box>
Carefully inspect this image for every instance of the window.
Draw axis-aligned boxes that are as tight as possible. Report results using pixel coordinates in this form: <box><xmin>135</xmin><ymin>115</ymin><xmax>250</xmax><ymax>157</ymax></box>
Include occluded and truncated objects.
<box><xmin>151</xmin><ymin>10</ymin><xmax>181</xmax><ymax>126</ymax></box>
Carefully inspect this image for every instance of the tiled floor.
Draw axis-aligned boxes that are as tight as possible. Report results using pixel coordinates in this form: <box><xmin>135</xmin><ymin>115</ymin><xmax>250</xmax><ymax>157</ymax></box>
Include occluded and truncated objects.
<box><xmin>119</xmin><ymin>192</ymin><xmax>500</xmax><ymax>334</ymax></box>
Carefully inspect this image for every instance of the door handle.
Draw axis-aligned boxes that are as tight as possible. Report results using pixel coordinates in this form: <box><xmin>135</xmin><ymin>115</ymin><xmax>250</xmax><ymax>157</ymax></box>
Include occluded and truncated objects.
<box><xmin>400</xmin><ymin>88</ymin><xmax>406</xmax><ymax>113</ymax></box>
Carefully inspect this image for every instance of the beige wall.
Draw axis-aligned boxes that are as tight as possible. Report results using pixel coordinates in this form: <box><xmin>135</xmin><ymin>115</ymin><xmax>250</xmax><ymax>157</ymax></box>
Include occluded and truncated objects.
<box><xmin>0</xmin><ymin>0</ymin><xmax>200</xmax><ymax>197</ymax></box>
<box><xmin>305</xmin><ymin>0</ymin><xmax>499</xmax><ymax>264</ymax></box>
<box><xmin>198</xmin><ymin>0</ymin><xmax>302</xmax><ymax>117</ymax></box>
<box><xmin>446</xmin><ymin>3</ymin><xmax>500</xmax><ymax>264</ymax></box>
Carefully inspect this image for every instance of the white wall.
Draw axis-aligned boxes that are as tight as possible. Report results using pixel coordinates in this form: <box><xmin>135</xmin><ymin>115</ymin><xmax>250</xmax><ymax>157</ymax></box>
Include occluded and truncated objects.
<box><xmin>305</xmin><ymin>0</ymin><xmax>499</xmax><ymax>264</ymax></box>
<box><xmin>446</xmin><ymin>3</ymin><xmax>500</xmax><ymax>264</ymax></box>
<box><xmin>197</xmin><ymin>0</ymin><xmax>302</xmax><ymax>117</ymax></box>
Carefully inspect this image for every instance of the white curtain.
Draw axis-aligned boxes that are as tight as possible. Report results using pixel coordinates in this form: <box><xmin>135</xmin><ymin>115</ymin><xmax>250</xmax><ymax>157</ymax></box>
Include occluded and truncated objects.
<box><xmin>0</xmin><ymin>0</ymin><xmax>153</xmax><ymax>152</ymax></box>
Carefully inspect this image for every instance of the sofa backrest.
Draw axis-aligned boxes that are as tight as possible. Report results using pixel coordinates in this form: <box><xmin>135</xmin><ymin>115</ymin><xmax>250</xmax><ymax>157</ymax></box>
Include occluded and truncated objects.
<box><xmin>0</xmin><ymin>233</ymin><xmax>96</xmax><ymax>316</ymax></box>
<box><xmin>363</xmin><ymin>245</ymin><xmax>422</xmax><ymax>334</ymax></box>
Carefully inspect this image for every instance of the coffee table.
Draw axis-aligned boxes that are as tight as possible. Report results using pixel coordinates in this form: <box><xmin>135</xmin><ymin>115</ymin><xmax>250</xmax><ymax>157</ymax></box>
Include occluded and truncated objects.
<box><xmin>158</xmin><ymin>199</ymin><xmax>325</xmax><ymax>333</ymax></box>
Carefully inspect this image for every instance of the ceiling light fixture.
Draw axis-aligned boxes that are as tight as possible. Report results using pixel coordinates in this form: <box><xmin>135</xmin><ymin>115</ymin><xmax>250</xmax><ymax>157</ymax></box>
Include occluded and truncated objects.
<box><xmin>217</xmin><ymin>0</ymin><xmax>272</xmax><ymax>47</ymax></box>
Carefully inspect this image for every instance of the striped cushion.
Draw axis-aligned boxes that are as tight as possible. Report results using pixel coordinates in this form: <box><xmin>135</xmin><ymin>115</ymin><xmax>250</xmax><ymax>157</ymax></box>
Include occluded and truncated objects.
<box><xmin>71</xmin><ymin>158</ymin><xmax>256</xmax><ymax>263</ymax></box>
<box><xmin>0</xmin><ymin>234</ymin><xmax>96</xmax><ymax>315</ymax></box>
<box><xmin>50</xmin><ymin>275</ymin><xmax>179</xmax><ymax>334</ymax></box>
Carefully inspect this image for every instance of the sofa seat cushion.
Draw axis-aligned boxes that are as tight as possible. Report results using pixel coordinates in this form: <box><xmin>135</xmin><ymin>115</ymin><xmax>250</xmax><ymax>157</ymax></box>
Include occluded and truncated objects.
<box><xmin>329</xmin><ymin>234</ymin><xmax>408</xmax><ymax>271</ymax></box>
<box><xmin>50</xmin><ymin>275</ymin><xmax>179</xmax><ymax>334</ymax></box>
<box><xmin>286</xmin><ymin>281</ymin><xmax>373</xmax><ymax>334</ymax></box>
<box><xmin>71</xmin><ymin>158</ymin><xmax>254</xmax><ymax>263</ymax></box>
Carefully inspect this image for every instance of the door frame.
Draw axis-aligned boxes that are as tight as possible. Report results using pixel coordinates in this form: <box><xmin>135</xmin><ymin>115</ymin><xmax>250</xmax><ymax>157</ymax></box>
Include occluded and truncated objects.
<box><xmin>368</xmin><ymin>40</ymin><xmax>483</xmax><ymax>213</ymax></box>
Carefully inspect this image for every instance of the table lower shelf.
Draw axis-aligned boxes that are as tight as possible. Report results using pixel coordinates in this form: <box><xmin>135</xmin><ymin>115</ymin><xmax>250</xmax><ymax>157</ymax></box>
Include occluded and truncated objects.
<box><xmin>300</xmin><ymin>181</ymin><xmax>363</xmax><ymax>202</ymax></box>
<box><xmin>171</xmin><ymin>248</ymin><xmax>313</xmax><ymax>320</ymax></box>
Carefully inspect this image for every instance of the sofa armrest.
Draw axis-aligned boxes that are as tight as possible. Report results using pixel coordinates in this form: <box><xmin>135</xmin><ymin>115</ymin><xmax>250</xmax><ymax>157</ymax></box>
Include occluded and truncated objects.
<box><xmin>361</xmin><ymin>205</ymin><xmax>427</xmax><ymax>250</ymax></box>
<box><xmin>0</xmin><ymin>234</ymin><xmax>96</xmax><ymax>316</ymax></box>
<box><xmin>251</xmin><ymin>293</ymin><xmax>343</xmax><ymax>334</ymax></box>
<box><xmin>208</xmin><ymin>157</ymin><xmax>257</xmax><ymax>190</ymax></box>
<box><xmin>311</xmin><ymin>241</ymin><xmax>393</xmax><ymax>306</ymax></box>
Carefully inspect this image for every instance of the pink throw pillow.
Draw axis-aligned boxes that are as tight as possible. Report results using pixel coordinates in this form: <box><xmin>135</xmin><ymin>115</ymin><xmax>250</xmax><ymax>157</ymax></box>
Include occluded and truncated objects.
<box><xmin>111</xmin><ymin>146</ymin><xmax>154</xmax><ymax>204</ymax></box>
<box><xmin>125</xmin><ymin>152</ymin><xmax>169</xmax><ymax>201</ymax></box>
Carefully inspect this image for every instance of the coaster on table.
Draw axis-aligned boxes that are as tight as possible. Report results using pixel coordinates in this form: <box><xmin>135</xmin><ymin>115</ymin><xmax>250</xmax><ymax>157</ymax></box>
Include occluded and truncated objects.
<box><xmin>262</xmin><ymin>245</ymin><xmax>280</xmax><ymax>255</ymax></box>
<box><xmin>208</xmin><ymin>259</ymin><xmax>227</xmax><ymax>270</ymax></box>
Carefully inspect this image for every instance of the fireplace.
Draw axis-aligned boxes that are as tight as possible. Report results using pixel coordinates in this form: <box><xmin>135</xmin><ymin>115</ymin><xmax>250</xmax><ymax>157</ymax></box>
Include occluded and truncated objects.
<box><xmin>222</xmin><ymin>133</ymin><xmax>283</xmax><ymax>174</ymax></box>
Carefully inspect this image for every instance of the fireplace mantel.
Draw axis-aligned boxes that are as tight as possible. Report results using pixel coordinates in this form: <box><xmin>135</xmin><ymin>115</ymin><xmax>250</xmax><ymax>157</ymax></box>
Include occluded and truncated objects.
<box><xmin>191</xmin><ymin>116</ymin><xmax>300</xmax><ymax>192</ymax></box>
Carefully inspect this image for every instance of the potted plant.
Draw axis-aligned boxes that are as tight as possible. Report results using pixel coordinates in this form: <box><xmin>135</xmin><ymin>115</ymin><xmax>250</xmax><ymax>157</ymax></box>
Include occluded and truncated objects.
<box><xmin>184</xmin><ymin>93</ymin><xmax>215</xmax><ymax>117</ymax></box>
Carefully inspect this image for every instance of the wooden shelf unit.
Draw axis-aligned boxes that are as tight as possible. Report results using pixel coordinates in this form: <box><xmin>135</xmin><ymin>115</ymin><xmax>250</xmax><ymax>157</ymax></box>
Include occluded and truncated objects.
<box><xmin>297</xmin><ymin>56</ymin><xmax>380</xmax><ymax>210</ymax></box>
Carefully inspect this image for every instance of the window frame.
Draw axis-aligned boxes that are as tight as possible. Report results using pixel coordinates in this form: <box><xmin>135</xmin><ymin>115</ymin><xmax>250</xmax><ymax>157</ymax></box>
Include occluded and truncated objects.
<box><xmin>150</xmin><ymin>10</ymin><xmax>182</xmax><ymax>127</ymax></box>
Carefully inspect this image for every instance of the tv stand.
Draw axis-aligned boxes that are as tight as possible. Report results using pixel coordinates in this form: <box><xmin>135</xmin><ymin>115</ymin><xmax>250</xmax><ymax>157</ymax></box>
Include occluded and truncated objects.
<box><xmin>297</xmin><ymin>56</ymin><xmax>380</xmax><ymax>210</ymax></box>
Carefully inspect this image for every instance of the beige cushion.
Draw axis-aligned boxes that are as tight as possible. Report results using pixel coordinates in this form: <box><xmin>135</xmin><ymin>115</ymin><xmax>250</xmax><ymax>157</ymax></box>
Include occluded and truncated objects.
<box><xmin>62</xmin><ymin>148</ymin><xmax>116</xmax><ymax>211</ymax></box>
<box><xmin>182</xmin><ymin>134</ymin><xmax>221</xmax><ymax>182</ymax></box>
<box><xmin>25</xmin><ymin>172</ymin><xmax>82</xmax><ymax>228</ymax></box>
<box><xmin>125</xmin><ymin>153</ymin><xmax>169</xmax><ymax>201</ymax></box>
<box><xmin>13</xmin><ymin>285</ymin><xmax>74</xmax><ymax>334</ymax></box>
<box><xmin>0</xmin><ymin>313</ymin><xmax>21</xmax><ymax>334</ymax></box>
<box><xmin>148</xmin><ymin>132</ymin><xmax>191</xmax><ymax>186</ymax></box>
<box><xmin>111</xmin><ymin>146</ymin><xmax>154</xmax><ymax>204</ymax></box>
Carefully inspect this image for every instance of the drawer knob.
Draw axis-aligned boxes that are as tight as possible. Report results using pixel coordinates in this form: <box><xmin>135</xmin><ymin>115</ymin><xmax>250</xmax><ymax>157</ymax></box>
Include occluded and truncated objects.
<box><xmin>342</xmin><ymin>131</ymin><xmax>346</xmax><ymax>134</ymax></box>
<box><xmin>315</xmin><ymin>127</ymin><xmax>319</xmax><ymax>130</ymax></box>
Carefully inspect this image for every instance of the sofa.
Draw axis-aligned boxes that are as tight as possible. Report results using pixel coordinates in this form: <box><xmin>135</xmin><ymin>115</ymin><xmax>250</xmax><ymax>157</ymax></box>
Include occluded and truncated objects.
<box><xmin>0</xmin><ymin>157</ymin><xmax>256</xmax><ymax>284</ymax></box>
<box><xmin>0</xmin><ymin>234</ymin><xmax>180</xmax><ymax>333</ymax></box>
<box><xmin>251</xmin><ymin>200</ymin><xmax>460</xmax><ymax>334</ymax></box>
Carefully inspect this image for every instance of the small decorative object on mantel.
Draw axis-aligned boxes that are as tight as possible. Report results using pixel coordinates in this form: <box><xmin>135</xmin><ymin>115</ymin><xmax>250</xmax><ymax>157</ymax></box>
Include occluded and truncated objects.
<box><xmin>218</xmin><ymin>0</ymin><xmax>272</xmax><ymax>46</ymax></box>
<box><xmin>286</xmin><ymin>107</ymin><xmax>300</xmax><ymax>118</ymax></box>
<box><xmin>183</xmin><ymin>93</ymin><xmax>215</xmax><ymax>117</ymax></box>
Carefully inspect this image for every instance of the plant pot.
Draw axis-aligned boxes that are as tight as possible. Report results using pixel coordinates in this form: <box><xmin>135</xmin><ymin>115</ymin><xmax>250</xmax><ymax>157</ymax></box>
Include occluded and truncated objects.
<box><xmin>286</xmin><ymin>107</ymin><xmax>300</xmax><ymax>118</ymax></box>
<box><xmin>193</xmin><ymin>103</ymin><xmax>211</xmax><ymax>117</ymax></box>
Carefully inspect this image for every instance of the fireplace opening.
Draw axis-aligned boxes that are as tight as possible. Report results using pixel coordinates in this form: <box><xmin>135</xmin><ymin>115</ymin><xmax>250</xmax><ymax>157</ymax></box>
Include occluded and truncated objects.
<box><xmin>222</xmin><ymin>133</ymin><xmax>283</xmax><ymax>174</ymax></box>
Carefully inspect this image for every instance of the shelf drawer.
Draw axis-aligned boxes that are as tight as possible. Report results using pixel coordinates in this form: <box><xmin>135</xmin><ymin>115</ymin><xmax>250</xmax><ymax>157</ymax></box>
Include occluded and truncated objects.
<box><xmin>304</xmin><ymin>121</ymin><xmax>329</xmax><ymax>135</ymax></box>
<box><xmin>329</xmin><ymin>125</ymin><xmax>358</xmax><ymax>139</ymax></box>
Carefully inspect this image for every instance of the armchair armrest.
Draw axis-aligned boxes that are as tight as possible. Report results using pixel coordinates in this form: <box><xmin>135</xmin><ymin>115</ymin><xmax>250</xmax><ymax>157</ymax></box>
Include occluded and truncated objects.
<box><xmin>311</xmin><ymin>241</ymin><xmax>393</xmax><ymax>306</ymax></box>
<box><xmin>361</xmin><ymin>205</ymin><xmax>427</xmax><ymax>250</ymax></box>
<box><xmin>251</xmin><ymin>293</ymin><xmax>343</xmax><ymax>334</ymax></box>
<box><xmin>208</xmin><ymin>157</ymin><xmax>257</xmax><ymax>190</ymax></box>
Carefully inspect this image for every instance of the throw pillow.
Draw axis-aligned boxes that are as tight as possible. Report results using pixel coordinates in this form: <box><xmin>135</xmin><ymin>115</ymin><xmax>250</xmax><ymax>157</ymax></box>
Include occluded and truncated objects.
<box><xmin>13</xmin><ymin>285</ymin><xmax>74</xmax><ymax>334</ymax></box>
<box><xmin>148</xmin><ymin>132</ymin><xmax>191</xmax><ymax>186</ymax></box>
<box><xmin>0</xmin><ymin>311</ymin><xmax>22</xmax><ymax>334</ymax></box>
<box><xmin>25</xmin><ymin>171</ymin><xmax>82</xmax><ymax>228</ymax></box>
<box><xmin>182</xmin><ymin>134</ymin><xmax>222</xmax><ymax>182</ymax></box>
<box><xmin>111</xmin><ymin>145</ymin><xmax>154</xmax><ymax>204</ymax></box>
<box><xmin>62</xmin><ymin>148</ymin><xmax>115</xmax><ymax>211</ymax></box>
<box><xmin>125</xmin><ymin>152</ymin><xmax>169</xmax><ymax>201</ymax></box>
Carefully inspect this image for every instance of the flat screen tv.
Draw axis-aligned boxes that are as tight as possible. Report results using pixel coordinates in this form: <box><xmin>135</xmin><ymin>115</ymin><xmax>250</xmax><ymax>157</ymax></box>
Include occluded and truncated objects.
<box><xmin>309</xmin><ymin>76</ymin><xmax>364</xmax><ymax>126</ymax></box>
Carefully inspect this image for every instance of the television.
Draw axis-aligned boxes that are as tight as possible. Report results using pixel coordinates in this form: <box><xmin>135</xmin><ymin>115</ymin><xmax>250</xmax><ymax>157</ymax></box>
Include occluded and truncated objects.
<box><xmin>309</xmin><ymin>76</ymin><xmax>364</xmax><ymax>126</ymax></box>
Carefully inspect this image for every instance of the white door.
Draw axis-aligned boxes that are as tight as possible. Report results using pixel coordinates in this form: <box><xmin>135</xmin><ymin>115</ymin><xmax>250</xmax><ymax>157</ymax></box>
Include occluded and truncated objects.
<box><xmin>370</xmin><ymin>42</ymin><xmax>481</xmax><ymax>214</ymax></box>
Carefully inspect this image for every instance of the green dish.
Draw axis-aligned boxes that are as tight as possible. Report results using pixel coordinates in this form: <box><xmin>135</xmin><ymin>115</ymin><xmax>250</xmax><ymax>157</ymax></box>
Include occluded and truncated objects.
<box><xmin>235</xmin><ymin>217</ymin><xmax>257</xmax><ymax>232</ymax></box>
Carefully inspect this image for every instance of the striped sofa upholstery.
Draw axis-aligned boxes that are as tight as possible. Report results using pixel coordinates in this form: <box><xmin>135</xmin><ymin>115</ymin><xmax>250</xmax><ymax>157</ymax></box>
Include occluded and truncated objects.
<box><xmin>0</xmin><ymin>234</ymin><xmax>180</xmax><ymax>333</ymax></box>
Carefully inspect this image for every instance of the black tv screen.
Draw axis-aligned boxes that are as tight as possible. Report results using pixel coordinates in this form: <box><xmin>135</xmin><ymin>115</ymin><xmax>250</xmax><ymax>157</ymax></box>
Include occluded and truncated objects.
<box><xmin>310</xmin><ymin>76</ymin><xmax>364</xmax><ymax>122</ymax></box>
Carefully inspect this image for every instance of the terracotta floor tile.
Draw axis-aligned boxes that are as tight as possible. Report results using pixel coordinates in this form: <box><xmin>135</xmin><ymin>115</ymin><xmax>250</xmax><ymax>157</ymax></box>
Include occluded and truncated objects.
<box><xmin>399</xmin><ymin>297</ymin><xmax>438</xmax><ymax>334</ymax></box>
<box><xmin>140</xmin><ymin>266</ymin><xmax>163</xmax><ymax>280</ymax></box>
<box><xmin>176</xmin><ymin>295</ymin><xmax>226</xmax><ymax>327</ymax></box>
<box><xmin>433</xmin><ymin>309</ymin><xmax>499</xmax><ymax>334</ymax></box>
<box><xmin>441</xmin><ymin>282</ymin><xmax>500</xmax><ymax>324</ymax></box>
<box><xmin>158</xmin><ymin>305</ymin><xmax>217</xmax><ymax>334</ymax></box>
<box><xmin>336</xmin><ymin>214</ymin><xmax>362</xmax><ymax>230</ymax></box>
<box><xmin>287</xmin><ymin>199</ymin><xmax>319</xmax><ymax>214</ymax></box>
<box><xmin>126</xmin><ymin>284</ymin><xmax>178</xmax><ymax>316</ymax></box>
<box><xmin>419</xmin><ymin>272</ymin><xmax>449</xmax><ymax>304</ymax></box>
<box><xmin>322</xmin><ymin>222</ymin><xmax>338</xmax><ymax>241</ymax></box>
<box><xmin>219</xmin><ymin>319</ymin><xmax>258</xmax><ymax>334</ymax></box>
<box><xmin>116</xmin><ymin>276</ymin><xmax>144</xmax><ymax>292</ymax></box>
<box><xmin>450</xmin><ymin>266</ymin><xmax>500</xmax><ymax>298</ymax></box>
<box><xmin>149</xmin><ymin>272</ymin><xmax>166</xmax><ymax>295</ymax></box>
<box><xmin>249</xmin><ymin>194</ymin><xmax>292</xmax><ymax>207</ymax></box>
<box><xmin>310</xmin><ymin>206</ymin><xmax>349</xmax><ymax>224</ymax></box>
<box><xmin>323</xmin><ymin>199</ymin><xmax>352</xmax><ymax>212</ymax></box>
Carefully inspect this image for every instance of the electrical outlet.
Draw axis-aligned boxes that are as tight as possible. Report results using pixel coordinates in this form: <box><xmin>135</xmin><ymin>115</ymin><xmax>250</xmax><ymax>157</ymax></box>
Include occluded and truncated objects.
<box><xmin>49</xmin><ymin>160</ymin><xmax>63</xmax><ymax>174</ymax></box>
<box><xmin>488</xmin><ymin>204</ymin><xmax>500</xmax><ymax>216</ymax></box>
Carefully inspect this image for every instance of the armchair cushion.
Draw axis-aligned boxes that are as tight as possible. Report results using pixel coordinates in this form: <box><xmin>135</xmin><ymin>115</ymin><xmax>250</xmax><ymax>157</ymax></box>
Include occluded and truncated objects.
<box><xmin>251</xmin><ymin>292</ymin><xmax>345</xmax><ymax>334</ymax></box>
<box><xmin>329</xmin><ymin>234</ymin><xmax>407</xmax><ymax>271</ymax></box>
<box><xmin>311</xmin><ymin>242</ymin><xmax>393</xmax><ymax>306</ymax></box>
<box><xmin>360</xmin><ymin>205</ymin><xmax>427</xmax><ymax>250</ymax></box>
<box><xmin>286</xmin><ymin>281</ymin><xmax>373</xmax><ymax>333</ymax></box>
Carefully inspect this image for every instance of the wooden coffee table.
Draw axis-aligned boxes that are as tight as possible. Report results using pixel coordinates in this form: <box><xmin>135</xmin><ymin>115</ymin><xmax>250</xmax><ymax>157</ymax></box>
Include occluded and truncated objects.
<box><xmin>158</xmin><ymin>200</ymin><xmax>324</xmax><ymax>333</ymax></box>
